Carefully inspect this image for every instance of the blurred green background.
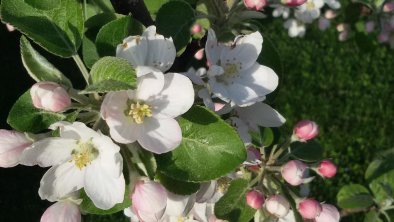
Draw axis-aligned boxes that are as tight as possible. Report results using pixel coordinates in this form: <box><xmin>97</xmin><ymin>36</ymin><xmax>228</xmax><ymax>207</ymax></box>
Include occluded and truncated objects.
<box><xmin>1</xmin><ymin>8</ymin><xmax>394</xmax><ymax>222</ymax></box>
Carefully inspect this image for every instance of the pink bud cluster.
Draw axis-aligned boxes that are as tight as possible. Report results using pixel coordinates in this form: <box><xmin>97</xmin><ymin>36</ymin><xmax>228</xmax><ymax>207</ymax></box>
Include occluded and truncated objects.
<box><xmin>243</xmin><ymin>0</ymin><xmax>268</xmax><ymax>11</ymax></box>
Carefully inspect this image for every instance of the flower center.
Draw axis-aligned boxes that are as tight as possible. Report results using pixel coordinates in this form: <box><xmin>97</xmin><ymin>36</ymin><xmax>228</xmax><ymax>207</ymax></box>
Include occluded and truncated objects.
<box><xmin>306</xmin><ymin>1</ymin><xmax>315</xmax><ymax>9</ymax></box>
<box><xmin>223</xmin><ymin>63</ymin><xmax>238</xmax><ymax>77</ymax></box>
<box><xmin>126</xmin><ymin>101</ymin><xmax>153</xmax><ymax>124</ymax></box>
<box><xmin>71</xmin><ymin>140</ymin><xmax>98</xmax><ymax>170</ymax></box>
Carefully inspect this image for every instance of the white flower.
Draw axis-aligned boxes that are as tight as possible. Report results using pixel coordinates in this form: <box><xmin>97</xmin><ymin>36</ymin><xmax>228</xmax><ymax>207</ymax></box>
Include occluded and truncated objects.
<box><xmin>20</xmin><ymin>122</ymin><xmax>125</xmax><ymax>210</ymax></box>
<box><xmin>295</xmin><ymin>0</ymin><xmax>324</xmax><ymax>23</ymax></box>
<box><xmin>0</xmin><ymin>129</ymin><xmax>32</xmax><ymax>168</ymax></box>
<box><xmin>117</xmin><ymin>26</ymin><xmax>176</xmax><ymax>77</ymax></box>
<box><xmin>271</xmin><ymin>5</ymin><xmax>290</xmax><ymax>19</ymax></box>
<box><xmin>205</xmin><ymin>29</ymin><xmax>278</xmax><ymax>107</ymax></box>
<box><xmin>324</xmin><ymin>0</ymin><xmax>341</xmax><ymax>9</ymax></box>
<box><xmin>101</xmin><ymin>71</ymin><xmax>194</xmax><ymax>154</ymax></box>
<box><xmin>41</xmin><ymin>200</ymin><xmax>81</xmax><ymax>222</ymax></box>
<box><xmin>284</xmin><ymin>19</ymin><xmax>306</xmax><ymax>38</ymax></box>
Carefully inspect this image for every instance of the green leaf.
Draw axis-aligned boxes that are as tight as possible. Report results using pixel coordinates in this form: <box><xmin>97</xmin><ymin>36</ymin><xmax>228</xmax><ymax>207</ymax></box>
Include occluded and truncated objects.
<box><xmin>7</xmin><ymin>91</ymin><xmax>69</xmax><ymax>133</ymax></box>
<box><xmin>156</xmin><ymin>106</ymin><xmax>246</xmax><ymax>182</ymax></box>
<box><xmin>157</xmin><ymin>172</ymin><xmax>200</xmax><ymax>195</ymax></box>
<box><xmin>79</xmin><ymin>187</ymin><xmax>131</xmax><ymax>215</ymax></box>
<box><xmin>83</xmin><ymin>13</ymin><xmax>122</xmax><ymax>68</ymax></box>
<box><xmin>20</xmin><ymin>36</ymin><xmax>72</xmax><ymax>87</ymax></box>
<box><xmin>156</xmin><ymin>0</ymin><xmax>196</xmax><ymax>52</ymax></box>
<box><xmin>214</xmin><ymin>179</ymin><xmax>256</xmax><ymax>222</ymax></box>
<box><xmin>365</xmin><ymin>148</ymin><xmax>394</xmax><ymax>182</ymax></box>
<box><xmin>81</xmin><ymin>57</ymin><xmax>137</xmax><ymax>94</ymax></box>
<box><xmin>1</xmin><ymin>0</ymin><xmax>84</xmax><ymax>57</ymax></box>
<box><xmin>364</xmin><ymin>211</ymin><xmax>383</xmax><ymax>222</ymax></box>
<box><xmin>369</xmin><ymin>170</ymin><xmax>394</xmax><ymax>205</ymax></box>
<box><xmin>145</xmin><ymin>0</ymin><xmax>170</xmax><ymax>19</ymax></box>
<box><xmin>290</xmin><ymin>140</ymin><xmax>324</xmax><ymax>162</ymax></box>
<box><xmin>95</xmin><ymin>15</ymin><xmax>144</xmax><ymax>57</ymax></box>
<box><xmin>337</xmin><ymin>184</ymin><xmax>374</xmax><ymax>209</ymax></box>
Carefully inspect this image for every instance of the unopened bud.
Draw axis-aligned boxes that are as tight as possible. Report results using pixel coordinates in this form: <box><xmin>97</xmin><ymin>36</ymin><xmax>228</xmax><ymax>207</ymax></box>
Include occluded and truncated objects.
<box><xmin>383</xmin><ymin>2</ymin><xmax>394</xmax><ymax>12</ymax></box>
<box><xmin>293</xmin><ymin>120</ymin><xmax>319</xmax><ymax>141</ymax></box>
<box><xmin>0</xmin><ymin>130</ymin><xmax>32</xmax><ymax>168</ymax></box>
<box><xmin>265</xmin><ymin>195</ymin><xmax>290</xmax><ymax>218</ymax></box>
<box><xmin>298</xmin><ymin>198</ymin><xmax>322</xmax><ymax>219</ymax></box>
<box><xmin>194</xmin><ymin>48</ymin><xmax>205</xmax><ymax>60</ymax></box>
<box><xmin>6</xmin><ymin>23</ymin><xmax>16</xmax><ymax>32</ymax></box>
<box><xmin>314</xmin><ymin>204</ymin><xmax>340</xmax><ymax>222</ymax></box>
<box><xmin>317</xmin><ymin>160</ymin><xmax>337</xmax><ymax>178</ymax></box>
<box><xmin>246</xmin><ymin>190</ymin><xmax>265</xmax><ymax>209</ymax></box>
<box><xmin>243</xmin><ymin>0</ymin><xmax>268</xmax><ymax>11</ymax></box>
<box><xmin>283</xmin><ymin>0</ymin><xmax>307</xmax><ymax>7</ymax></box>
<box><xmin>41</xmin><ymin>201</ymin><xmax>81</xmax><ymax>222</ymax></box>
<box><xmin>191</xmin><ymin>24</ymin><xmax>203</xmax><ymax>34</ymax></box>
<box><xmin>30</xmin><ymin>82</ymin><xmax>71</xmax><ymax>112</ymax></box>
<box><xmin>281</xmin><ymin>160</ymin><xmax>308</xmax><ymax>186</ymax></box>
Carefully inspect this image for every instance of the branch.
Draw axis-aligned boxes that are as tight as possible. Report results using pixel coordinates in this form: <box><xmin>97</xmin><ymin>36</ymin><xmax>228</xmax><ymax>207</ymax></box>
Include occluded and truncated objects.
<box><xmin>110</xmin><ymin>0</ymin><xmax>154</xmax><ymax>27</ymax></box>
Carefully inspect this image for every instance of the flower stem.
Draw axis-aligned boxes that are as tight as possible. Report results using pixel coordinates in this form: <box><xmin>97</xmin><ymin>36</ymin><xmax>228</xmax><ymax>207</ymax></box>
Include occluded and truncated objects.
<box><xmin>72</xmin><ymin>54</ymin><xmax>90</xmax><ymax>85</ymax></box>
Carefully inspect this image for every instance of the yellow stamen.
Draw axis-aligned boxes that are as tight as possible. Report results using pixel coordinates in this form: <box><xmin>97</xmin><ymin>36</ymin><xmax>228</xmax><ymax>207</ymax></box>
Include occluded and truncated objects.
<box><xmin>306</xmin><ymin>1</ymin><xmax>315</xmax><ymax>9</ymax></box>
<box><xmin>71</xmin><ymin>140</ymin><xmax>98</xmax><ymax>170</ymax></box>
<box><xmin>223</xmin><ymin>63</ymin><xmax>238</xmax><ymax>77</ymax></box>
<box><xmin>127</xmin><ymin>101</ymin><xmax>153</xmax><ymax>124</ymax></box>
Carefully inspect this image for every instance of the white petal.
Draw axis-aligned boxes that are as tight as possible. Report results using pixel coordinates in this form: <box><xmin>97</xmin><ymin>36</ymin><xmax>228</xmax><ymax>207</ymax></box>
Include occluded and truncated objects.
<box><xmin>20</xmin><ymin>138</ymin><xmax>76</xmax><ymax>167</ymax></box>
<box><xmin>236</xmin><ymin>103</ymin><xmax>285</xmax><ymax>130</ymax></box>
<box><xmin>136</xmin><ymin>71</ymin><xmax>165</xmax><ymax>101</ymax></box>
<box><xmin>40</xmin><ymin>201</ymin><xmax>81</xmax><ymax>222</ymax></box>
<box><xmin>144</xmin><ymin>26</ymin><xmax>176</xmax><ymax>72</ymax></box>
<box><xmin>205</xmin><ymin>29</ymin><xmax>223</xmax><ymax>66</ymax></box>
<box><xmin>116</xmin><ymin>35</ymin><xmax>148</xmax><ymax>67</ymax></box>
<box><xmin>138</xmin><ymin>118</ymin><xmax>182</xmax><ymax>154</ymax></box>
<box><xmin>152</xmin><ymin>73</ymin><xmax>194</xmax><ymax>119</ymax></box>
<box><xmin>182</xmin><ymin>67</ymin><xmax>205</xmax><ymax>85</ymax></box>
<box><xmin>165</xmin><ymin>192</ymin><xmax>190</xmax><ymax>216</ymax></box>
<box><xmin>198</xmin><ymin>88</ymin><xmax>215</xmax><ymax>111</ymax></box>
<box><xmin>0</xmin><ymin>145</ymin><xmax>27</xmax><ymax>168</ymax></box>
<box><xmin>136</xmin><ymin>66</ymin><xmax>161</xmax><ymax>77</ymax></box>
<box><xmin>220</xmin><ymin>31</ymin><xmax>263</xmax><ymax>71</ymax></box>
<box><xmin>84</xmin><ymin>160</ymin><xmax>126</xmax><ymax>210</ymax></box>
<box><xmin>191</xmin><ymin>202</ymin><xmax>208</xmax><ymax>222</ymax></box>
<box><xmin>39</xmin><ymin>162</ymin><xmax>84</xmax><ymax>202</ymax></box>
<box><xmin>0</xmin><ymin>130</ymin><xmax>31</xmax><ymax>154</ymax></box>
<box><xmin>231</xmin><ymin>117</ymin><xmax>252</xmax><ymax>144</ymax></box>
<box><xmin>91</xmin><ymin>133</ymin><xmax>120</xmax><ymax>155</ymax></box>
<box><xmin>196</xmin><ymin>181</ymin><xmax>217</xmax><ymax>203</ymax></box>
<box><xmin>50</xmin><ymin>122</ymin><xmax>98</xmax><ymax>141</ymax></box>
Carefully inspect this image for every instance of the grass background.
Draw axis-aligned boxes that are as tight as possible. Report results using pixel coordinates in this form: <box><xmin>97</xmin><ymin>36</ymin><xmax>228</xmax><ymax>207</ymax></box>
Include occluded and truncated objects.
<box><xmin>1</xmin><ymin>9</ymin><xmax>394</xmax><ymax>222</ymax></box>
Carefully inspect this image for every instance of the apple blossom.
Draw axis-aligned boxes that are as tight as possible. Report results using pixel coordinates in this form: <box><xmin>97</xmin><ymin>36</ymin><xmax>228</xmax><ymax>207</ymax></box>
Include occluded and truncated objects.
<box><xmin>20</xmin><ymin>121</ymin><xmax>125</xmax><ymax>210</ymax></box>
<box><xmin>131</xmin><ymin>180</ymin><xmax>168</xmax><ymax>221</ymax></box>
<box><xmin>298</xmin><ymin>198</ymin><xmax>322</xmax><ymax>219</ymax></box>
<box><xmin>281</xmin><ymin>160</ymin><xmax>308</xmax><ymax>186</ymax></box>
<box><xmin>314</xmin><ymin>204</ymin><xmax>340</xmax><ymax>222</ymax></box>
<box><xmin>294</xmin><ymin>0</ymin><xmax>325</xmax><ymax>24</ymax></box>
<box><xmin>116</xmin><ymin>26</ymin><xmax>176</xmax><ymax>76</ymax></box>
<box><xmin>324</xmin><ymin>0</ymin><xmax>341</xmax><ymax>10</ymax></box>
<box><xmin>244</xmin><ymin>0</ymin><xmax>268</xmax><ymax>11</ymax></box>
<box><xmin>41</xmin><ymin>201</ymin><xmax>81</xmax><ymax>222</ymax></box>
<box><xmin>101</xmin><ymin>71</ymin><xmax>194</xmax><ymax>154</ymax></box>
<box><xmin>293</xmin><ymin>120</ymin><xmax>319</xmax><ymax>141</ymax></box>
<box><xmin>205</xmin><ymin>29</ymin><xmax>279</xmax><ymax>107</ymax></box>
<box><xmin>0</xmin><ymin>129</ymin><xmax>32</xmax><ymax>168</ymax></box>
<box><xmin>284</xmin><ymin>19</ymin><xmax>306</xmax><ymax>38</ymax></box>
<box><xmin>316</xmin><ymin>160</ymin><xmax>337</xmax><ymax>178</ymax></box>
<box><xmin>246</xmin><ymin>190</ymin><xmax>265</xmax><ymax>209</ymax></box>
<box><xmin>265</xmin><ymin>195</ymin><xmax>290</xmax><ymax>218</ymax></box>
<box><xmin>271</xmin><ymin>5</ymin><xmax>290</xmax><ymax>19</ymax></box>
<box><xmin>324</xmin><ymin>10</ymin><xmax>337</xmax><ymax>19</ymax></box>
<box><xmin>30</xmin><ymin>81</ymin><xmax>71</xmax><ymax>112</ymax></box>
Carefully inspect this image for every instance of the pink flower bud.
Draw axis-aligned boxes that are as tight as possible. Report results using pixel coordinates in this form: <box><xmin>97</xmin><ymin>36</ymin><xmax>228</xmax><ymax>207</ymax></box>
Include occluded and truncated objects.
<box><xmin>6</xmin><ymin>23</ymin><xmax>16</xmax><ymax>32</ymax></box>
<box><xmin>243</xmin><ymin>0</ymin><xmax>268</xmax><ymax>11</ymax></box>
<box><xmin>317</xmin><ymin>160</ymin><xmax>337</xmax><ymax>178</ymax></box>
<box><xmin>246</xmin><ymin>190</ymin><xmax>265</xmax><ymax>209</ymax></box>
<box><xmin>0</xmin><ymin>130</ymin><xmax>32</xmax><ymax>168</ymax></box>
<box><xmin>298</xmin><ymin>198</ymin><xmax>322</xmax><ymax>219</ymax></box>
<box><xmin>284</xmin><ymin>0</ymin><xmax>307</xmax><ymax>7</ymax></box>
<box><xmin>324</xmin><ymin>10</ymin><xmax>337</xmax><ymax>19</ymax></box>
<box><xmin>265</xmin><ymin>195</ymin><xmax>290</xmax><ymax>218</ymax></box>
<box><xmin>30</xmin><ymin>82</ymin><xmax>71</xmax><ymax>112</ymax></box>
<box><xmin>194</xmin><ymin>48</ymin><xmax>205</xmax><ymax>60</ymax></box>
<box><xmin>383</xmin><ymin>2</ymin><xmax>394</xmax><ymax>12</ymax></box>
<box><xmin>131</xmin><ymin>180</ymin><xmax>168</xmax><ymax>221</ymax></box>
<box><xmin>314</xmin><ymin>204</ymin><xmax>340</xmax><ymax>222</ymax></box>
<box><xmin>191</xmin><ymin>24</ymin><xmax>203</xmax><ymax>34</ymax></box>
<box><xmin>293</xmin><ymin>120</ymin><xmax>319</xmax><ymax>141</ymax></box>
<box><xmin>41</xmin><ymin>201</ymin><xmax>81</xmax><ymax>222</ymax></box>
<box><xmin>281</xmin><ymin>160</ymin><xmax>308</xmax><ymax>186</ymax></box>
